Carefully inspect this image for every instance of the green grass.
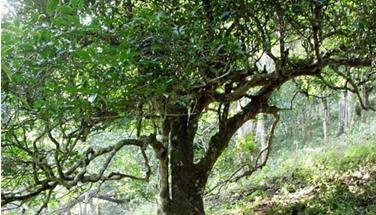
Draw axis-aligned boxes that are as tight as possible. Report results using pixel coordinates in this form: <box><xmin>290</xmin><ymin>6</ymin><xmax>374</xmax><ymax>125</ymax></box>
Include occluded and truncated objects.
<box><xmin>207</xmin><ymin>120</ymin><xmax>376</xmax><ymax>215</ymax></box>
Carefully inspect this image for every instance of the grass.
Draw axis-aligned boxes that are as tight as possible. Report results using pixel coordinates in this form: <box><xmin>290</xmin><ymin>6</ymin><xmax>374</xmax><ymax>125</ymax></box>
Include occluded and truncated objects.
<box><xmin>207</xmin><ymin>119</ymin><xmax>376</xmax><ymax>215</ymax></box>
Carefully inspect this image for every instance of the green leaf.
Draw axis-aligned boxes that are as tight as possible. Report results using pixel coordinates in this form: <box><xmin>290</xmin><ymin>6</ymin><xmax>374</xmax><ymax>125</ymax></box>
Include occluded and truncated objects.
<box><xmin>66</xmin><ymin>85</ymin><xmax>78</xmax><ymax>93</ymax></box>
<box><xmin>33</xmin><ymin>100</ymin><xmax>44</xmax><ymax>109</ymax></box>
<box><xmin>47</xmin><ymin>0</ymin><xmax>59</xmax><ymax>14</ymax></box>
<box><xmin>11</xmin><ymin>74</ymin><xmax>23</xmax><ymax>83</ymax></box>
<box><xmin>60</xmin><ymin>5</ymin><xmax>74</xmax><ymax>15</ymax></box>
<box><xmin>68</xmin><ymin>15</ymin><xmax>80</xmax><ymax>27</ymax></box>
<box><xmin>52</xmin><ymin>17</ymin><xmax>67</xmax><ymax>26</ymax></box>
<box><xmin>75</xmin><ymin>49</ymin><xmax>90</xmax><ymax>60</ymax></box>
<box><xmin>1</xmin><ymin>63</ymin><xmax>12</xmax><ymax>81</ymax></box>
<box><xmin>71</xmin><ymin>0</ymin><xmax>84</xmax><ymax>10</ymax></box>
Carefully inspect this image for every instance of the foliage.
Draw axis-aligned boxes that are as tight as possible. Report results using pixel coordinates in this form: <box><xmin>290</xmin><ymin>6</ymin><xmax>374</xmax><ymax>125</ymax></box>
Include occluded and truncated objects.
<box><xmin>1</xmin><ymin>0</ymin><xmax>376</xmax><ymax>214</ymax></box>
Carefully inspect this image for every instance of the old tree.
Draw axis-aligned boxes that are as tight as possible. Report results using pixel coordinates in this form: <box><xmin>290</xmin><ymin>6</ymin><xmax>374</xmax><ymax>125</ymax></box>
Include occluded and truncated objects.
<box><xmin>2</xmin><ymin>0</ymin><xmax>376</xmax><ymax>214</ymax></box>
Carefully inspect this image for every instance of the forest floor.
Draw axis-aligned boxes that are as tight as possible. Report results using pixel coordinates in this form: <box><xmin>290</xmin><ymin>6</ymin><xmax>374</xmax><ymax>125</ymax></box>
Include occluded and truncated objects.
<box><xmin>208</xmin><ymin>121</ymin><xmax>376</xmax><ymax>215</ymax></box>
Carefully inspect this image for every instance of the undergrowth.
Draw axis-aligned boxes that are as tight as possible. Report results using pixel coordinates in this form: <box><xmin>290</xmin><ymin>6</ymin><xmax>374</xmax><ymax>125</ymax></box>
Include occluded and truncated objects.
<box><xmin>207</xmin><ymin>120</ymin><xmax>376</xmax><ymax>215</ymax></box>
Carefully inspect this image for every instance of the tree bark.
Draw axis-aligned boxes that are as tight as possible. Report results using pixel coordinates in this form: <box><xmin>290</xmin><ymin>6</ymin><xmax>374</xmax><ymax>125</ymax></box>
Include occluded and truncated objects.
<box><xmin>237</xmin><ymin>98</ymin><xmax>253</xmax><ymax>138</ymax></box>
<box><xmin>360</xmin><ymin>79</ymin><xmax>369</xmax><ymax>122</ymax></box>
<box><xmin>157</xmin><ymin>105</ymin><xmax>206</xmax><ymax>215</ymax></box>
<box><xmin>157</xmin><ymin>120</ymin><xmax>171</xmax><ymax>214</ymax></box>
<box><xmin>169</xmin><ymin>109</ymin><xmax>204</xmax><ymax>215</ymax></box>
<box><xmin>301</xmin><ymin>106</ymin><xmax>311</xmax><ymax>144</ymax></box>
<box><xmin>337</xmin><ymin>91</ymin><xmax>346</xmax><ymax>136</ymax></box>
<box><xmin>237</xmin><ymin>98</ymin><xmax>255</xmax><ymax>162</ymax></box>
<box><xmin>256</xmin><ymin>113</ymin><xmax>267</xmax><ymax>163</ymax></box>
<box><xmin>322</xmin><ymin>98</ymin><xmax>329</xmax><ymax>144</ymax></box>
<box><xmin>347</xmin><ymin>91</ymin><xmax>354</xmax><ymax>128</ymax></box>
<box><xmin>156</xmin><ymin>95</ymin><xmax>276</xmax><ymax>214</ymax></box>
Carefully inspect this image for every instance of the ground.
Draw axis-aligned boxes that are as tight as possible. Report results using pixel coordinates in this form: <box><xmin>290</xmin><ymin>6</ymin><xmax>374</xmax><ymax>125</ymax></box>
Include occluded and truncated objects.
<box><xmin>207</xmin><ymin>121</ymin><xmax>376</xmax><ymax>215</ymax></box>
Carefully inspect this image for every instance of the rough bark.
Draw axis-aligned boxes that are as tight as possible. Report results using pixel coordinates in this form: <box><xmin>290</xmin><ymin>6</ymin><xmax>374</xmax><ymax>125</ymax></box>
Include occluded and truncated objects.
<box><xmin>169</xmin><ymin>109</ymin><xmax>203</xmax><ymax>214</ymax></box>
<box><xmin>157</xmin><ymin>146</ymin><xmax>170</xmax><ymax>214</ymax></box>
<box><xmin>157</xmin><ymin>104</ymin><xmax>206</xmax><ymax>215</ymax></box>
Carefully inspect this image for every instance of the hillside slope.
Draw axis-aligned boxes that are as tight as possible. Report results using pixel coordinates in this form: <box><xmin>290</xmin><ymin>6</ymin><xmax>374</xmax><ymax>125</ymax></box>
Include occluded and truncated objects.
<box><xmin>208</xmin><ymin>122</ymin><xmax>376</xmax><ymax>215</ymax></box>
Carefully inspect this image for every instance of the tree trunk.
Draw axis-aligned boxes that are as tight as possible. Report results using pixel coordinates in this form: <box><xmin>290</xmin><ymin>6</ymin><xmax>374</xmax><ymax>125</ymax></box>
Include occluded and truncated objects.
<box><xmin>157</xmin><ymin>163</ymin><xmax>206</xmax><ymax>215</ymax></box>
<box><xmin>256</xmin><ymin>113</ymin><xmax>267</xmax><ymax>163</ymax></box>
<box><xmin>157</xmin><ymin>122</ymin><xmax>171</xmax><ymax>214</ymax></box>
<box><xmin>156</xmin><ymin>95</ymin><xmax>271</xmax><ymax>215</ymax></box>
<box><xmin>322</xmin><ymin>98</ymin><xmax>329</xmax><ymax>144</ymax></box>
<box><xmin>237</xmin><ymin>98</ymin><xmax>255</xmax><ymax>161</ymax></box>
<box><xmin>301</xmin><ymin>106</ymin><xmax>312</xmax><ymax>144</ymax></box>
<box><xmin>157</xmin><ymin>106</ymin><xmax>206</xmax><ymax>215</ymax></box>
<box><xmin>89</xmin><ymin>198</ymin><xmax>95</xmax><ymax>215</ymax></box>
<box><xmin>97</xmin><ymin>205</ymin><xmax>101</xmax><ymax>215</ymax></box>
<box><xmin>347</xmin><ymin>91</ymin><xmax>354</xmax><ymax>128</ymax></box>
<box><xmin>168</xmin><ymin>174</ymin><xmax>205</xmax><ymax>215</ymax></box>
<box><xmin>337</xmin><ymin>91</ymin><xmax>346</xmax><ymax>136</ymax></box>
<box><xmin>360</xmin><ymin>79</ymin><xmax>369</xmax><ymax>122</ymax></box>
<box><xmin>237</xmin><ymin>98</ymin><xmax>253</xmax><ymax>138</ymax></box>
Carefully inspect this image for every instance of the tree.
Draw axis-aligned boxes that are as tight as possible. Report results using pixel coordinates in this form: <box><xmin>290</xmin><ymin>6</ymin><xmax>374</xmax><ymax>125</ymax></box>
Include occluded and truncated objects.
<box><xmin>322</xmin><ymin>97</ymin><xmax>329</xmax><ymax>144</ymax></box>
<box><xmin>337</xmin><ymin>90</ymin><xmax>347</xmax><ymax>136</ymax></box>
<box><xmin>2</xmin><ymin>0</ymin><xmax>376</xmax><ymax>214</ymax></box>
<box><xmin>255</xmin><ymin>113</ymin><xmax>267</xmax><ymax>163</ymax></box>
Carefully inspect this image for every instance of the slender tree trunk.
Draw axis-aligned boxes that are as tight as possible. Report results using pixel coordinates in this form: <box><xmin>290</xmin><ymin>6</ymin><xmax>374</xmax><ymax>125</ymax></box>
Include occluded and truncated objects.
<box><xmin>344</xmin><ymin>91</ymin><xmax>349</xmax><ymax>129</ymax></box>
<box><xmin>256</xmin><ymin>113</ymin><xmax>267</xmax><ymax>163</ymax></box>
<box><xmin>97</xmin><ymin>205</ymin><xmax>101</xmax><ymax>215</ymax></box>
<box><xmin>347</xmin><ymin>91</ymin><xmax>354</xmax><ymax>128</ymax></box>
<box><xmin>337</xmin><ymin>91</ymin><xmax>346</xmax><ymax>136</ymax></box>
<box><xmin>300</xmin><ymin>107</ymin><xmax>306</xmax><ymax>143</ymax></box>
<box><xmin>157</xmin><ymin>150</ymin><xmax>170</xmax><ymax>214</ymax></box>
<box><xmin>360</xmin><ymin>80</ymin><xmax>368</xmax><ymax>122</ymax></box>
<box><xmin>89</xmin><ymin>198</ymin><xmax>95</xmax><ymax>215</ymax></box>
<box><xmin>301</xmin><ymin>106</ymin><xmax>312</xmax><ymax>144</ymax></box>
<box><xmin>157</xmin><ymin>120</ymin><xmax>171</xmax><ymax>214</ymax></box>
<box><xmin>236</xmin><ymin>99</ymin><xmax>254</xmax><ymax>162</ymax></box>
<box><xmin>237</xmin><ymin>98</ymin><xmax>253</xmax><ymax>138</ymax></box>
<box><xmin>83</xmin><ymin>193</ymin><xmax>89</xmax><ymax>215</ymax></box>
<box><xmin>322</xmin><ymin>98</ymin><xmax>329</xmax><ymax>144</ymax></box>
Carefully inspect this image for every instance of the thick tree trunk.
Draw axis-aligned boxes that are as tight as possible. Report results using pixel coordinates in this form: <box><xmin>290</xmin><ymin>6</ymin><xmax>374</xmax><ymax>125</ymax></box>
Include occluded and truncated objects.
<box><xmin>168</xmin><ymin>175</ymin><xmax>205</xmax><ymax>215</ymax></box>
<box><xmin>169</xmin><ymin>117</ymin><xmax>205</xmax><ymax>215</ymax></box>
<box><xmin>157</xmin><ymin>151</ymin><xmax>170</xmax><ymax>214</ymax></box>
<box><xmin>158</xmin><ymin>165</ymin><xmax>205</xmax><ymax>215</ymax></box>
<box><xmin>157</xmin><ymin>153</ymin><xmax>205</xmax><ymax>215</ymax></box>
<box><xmin>157</xmin><ymin>95</ymin><xmax>275</xmax><ymax>215</ymax></box>
<box><xmin>157</xmin><ymin>106</ymin><xmax>206</xmax><ymax>215</ymax></box>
